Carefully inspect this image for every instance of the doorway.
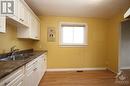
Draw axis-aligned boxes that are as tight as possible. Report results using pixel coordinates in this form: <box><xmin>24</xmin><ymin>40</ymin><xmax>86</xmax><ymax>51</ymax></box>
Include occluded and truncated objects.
<box><xmin>119</xmin><ymin>20</ymin><xmax>130</xmax><ymax>70</ymax></box>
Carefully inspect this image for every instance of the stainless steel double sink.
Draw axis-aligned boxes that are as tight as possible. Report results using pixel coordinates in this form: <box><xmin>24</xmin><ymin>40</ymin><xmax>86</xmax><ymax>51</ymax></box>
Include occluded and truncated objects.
<box><xmin>0</xmin><ymin>53</ymin><xmax>33</xmax><ymax>61</ymax></box>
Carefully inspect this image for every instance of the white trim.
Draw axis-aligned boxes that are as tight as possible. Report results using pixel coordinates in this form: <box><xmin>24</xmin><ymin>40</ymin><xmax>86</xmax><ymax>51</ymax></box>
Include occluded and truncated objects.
<box><xmin>120</xmin><ymin>67</ymin><xmax>130</xmax><ymax>70</ymax></box>
<box><xmin>118</xmin><ymin>23</ymin><xmax>122</xmax><ymax>73</ymax></box>
<box><xmin>107</xmin><ymin>68</ymin><xmax>117</xmax><ymax>74</ymax></box>
<box><xmin>59</xmin><ymin>44</ymin><xmax>88</xmax><ymax>48</ymax></box>
<box><xmin>47</xmin><ymin>68</ymin><xmax>107</xmax><ymax>72</ymax></box>
<box><xmin>124</xmin><ymin>8</ymin><xmax>130</xmax><ymax>18</ymax></box>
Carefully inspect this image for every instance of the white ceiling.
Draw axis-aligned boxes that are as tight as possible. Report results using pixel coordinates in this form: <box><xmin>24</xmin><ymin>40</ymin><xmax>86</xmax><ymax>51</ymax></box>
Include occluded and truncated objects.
<box><xmin>25</xmin><ymin>0</ymin><xmax>130</xmax><ymax>18</ymax></box>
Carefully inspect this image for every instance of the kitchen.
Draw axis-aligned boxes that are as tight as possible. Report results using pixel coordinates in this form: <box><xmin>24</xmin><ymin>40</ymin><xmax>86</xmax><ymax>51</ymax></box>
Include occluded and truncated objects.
<box><xmin>0</xmin><ymin>0</ymin><xmax>130</xmax><ymax>86</ymax></box>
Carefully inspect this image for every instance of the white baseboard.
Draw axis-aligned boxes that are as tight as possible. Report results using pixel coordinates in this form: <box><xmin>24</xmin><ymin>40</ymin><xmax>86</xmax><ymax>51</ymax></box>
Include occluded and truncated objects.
<box><xmin>47</xmin><ymin>68</ymin><xmax>107</xmax><ymax>72</ymax></box>
<box><xmin>107</xmin><ymin>68</ymin><xmax>117</xmax><ymax>74</ymax></box>
<box><xmin>120</xmin><ymin>67</ymin><xmax>130</xmax><ymax>70</ymax></box>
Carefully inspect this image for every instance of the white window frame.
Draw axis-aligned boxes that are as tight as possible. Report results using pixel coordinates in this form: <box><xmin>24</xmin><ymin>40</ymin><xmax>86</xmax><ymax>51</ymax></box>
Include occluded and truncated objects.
<box><xmin>59</xmin><ymin>22</ymin><xmax>88</xmax><ymax>47</ymax></box>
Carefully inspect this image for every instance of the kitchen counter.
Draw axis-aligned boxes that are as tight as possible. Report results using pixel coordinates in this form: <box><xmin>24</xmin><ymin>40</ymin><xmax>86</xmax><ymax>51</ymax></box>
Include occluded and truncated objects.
<box><xmin>0</xmin><ymin>50</ymin><xmax>47</xmax><ymax>80</ymax></box>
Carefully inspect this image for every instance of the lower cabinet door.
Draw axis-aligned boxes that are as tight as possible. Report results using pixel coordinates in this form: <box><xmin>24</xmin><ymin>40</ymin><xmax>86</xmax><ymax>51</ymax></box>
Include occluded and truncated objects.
<box><xmin>25</xmin><ymin>61</ymin><xmax>39</xmax><ymax>86</ymax></box>
<box><xmin>11</xmin><ymin>76</ymin><xmax>24</xmax><ymax>86</ymax></box>
<box><xmin>5</xmin><ymin>75</ymin><xmax>24</xmax><ymax>86</ymax></box>
<box><xmin>34</xmin><ymin>67</ymin><xmax>40</xmax><ymax>86</ymax></box>
<box><xmin>43</xmin><ymin>54</ymin><xmax>47</xmax><ymax>75</ymax></box>
<box><xmin>25</xmin><ymin>70</ymin><xmax>35</xmax><ymax>86</ymax></box>
<box><xmin>37</xmin><ymin>56</ymin><xmax>44</xmax><ymax>81</ymax></box>
<box><xmin>0</xmin><ymin>54</ymin><xmax>47</xmax><ymax>86</ymax></box>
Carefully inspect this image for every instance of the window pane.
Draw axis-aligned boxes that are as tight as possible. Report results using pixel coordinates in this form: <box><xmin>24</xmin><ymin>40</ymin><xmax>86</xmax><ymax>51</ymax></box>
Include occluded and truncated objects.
<box><xmin>62</xmin><ymin>27</ymin><xmax>73</xmax><ymax>43</ymax></box>
<box><xmin>60</xmin><ymin>23</ymin><xmax>87</xmax><ymax>46</ymax></box>
<box><xmin>73</xmin><ymin>27</ymin><xmax>84</xmax><ymax>44</ymax></box>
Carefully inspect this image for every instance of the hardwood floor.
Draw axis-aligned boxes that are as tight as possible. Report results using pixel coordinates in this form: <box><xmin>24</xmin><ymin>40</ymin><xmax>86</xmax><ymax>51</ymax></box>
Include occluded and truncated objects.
<box><xmin>122</xmin><ymin>69</ymin><xmax>130</xmax><ymax>82</ymax></box>
<box><xmin>39</xmin><ymin>70</ymin><xmax>129</xmax><ymax>86</ymax></box>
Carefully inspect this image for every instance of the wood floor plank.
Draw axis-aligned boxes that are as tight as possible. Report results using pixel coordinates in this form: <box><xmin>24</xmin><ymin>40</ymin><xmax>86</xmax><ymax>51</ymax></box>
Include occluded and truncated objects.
<box><xmin>39</xmin><ymin>70</ymin><xmax>130</xmax><ymax>86</ymax></box>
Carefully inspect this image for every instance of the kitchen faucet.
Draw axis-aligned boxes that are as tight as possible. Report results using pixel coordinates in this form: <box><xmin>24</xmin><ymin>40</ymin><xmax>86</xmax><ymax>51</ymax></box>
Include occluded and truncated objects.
<box><xmin>10</xmin><ymin>46</ymin><xmax>20</xmax><ymax>60</ymax></box>
<box><xmin>10</xmin><ymin>45</ymin><xmax>16</xmax><ymax>52</ymax></box>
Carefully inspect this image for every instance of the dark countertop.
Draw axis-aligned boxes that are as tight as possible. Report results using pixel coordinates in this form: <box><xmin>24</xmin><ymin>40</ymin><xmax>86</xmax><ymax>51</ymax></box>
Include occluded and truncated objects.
<box><xmin>0</xmin><ymin>50</ymin><xmax>47</xmax><ymax>80</ymax></box>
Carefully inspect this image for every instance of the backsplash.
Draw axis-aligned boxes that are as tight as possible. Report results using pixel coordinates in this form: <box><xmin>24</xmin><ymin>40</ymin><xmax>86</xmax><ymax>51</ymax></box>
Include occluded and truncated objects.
<box><xmin>0</xmin><ymin>23</ymin><xmax>35</xmax><ymax>54</ymax></box>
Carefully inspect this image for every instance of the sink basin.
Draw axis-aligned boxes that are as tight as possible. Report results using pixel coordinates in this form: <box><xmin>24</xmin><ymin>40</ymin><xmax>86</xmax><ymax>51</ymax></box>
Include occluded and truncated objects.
<box><xmin>0</xmin><ymin>53</ymin><xmax>33</xmax><ymax>61</ymax></box>
<box><xmin>0</xmin><ymin>57</ymin><xmax>13</xmax><ymax>61</ymax></box>
<box><xmin>0</xmin><ymin>56</ymin><xmax>29</xmax><ymax>61</ymax></box>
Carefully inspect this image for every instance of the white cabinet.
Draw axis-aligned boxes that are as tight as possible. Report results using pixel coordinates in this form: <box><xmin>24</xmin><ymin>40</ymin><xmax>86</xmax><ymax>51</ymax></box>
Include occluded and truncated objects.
<box><xmin>18</xmin><ymin>0</ymin><xmax>24</xmax><ymax>22</ymax></box>
<box><xmin>42</xmin><ymin>53</ymin><xmax>47</xmax><ymax>76</ymax></box>
<box><xmin>6</xmin><ymin>0</ymin><xmax>29</xmax><ymax>27</ymax></box>
<box><xmin>18</xmin><ymin>0</ymin><xmax>30</xmax><ymax>27</ymax></box>
<box><xmin>7</xmin><ymin>76</ymin><xmax>24</xmax><ymax>86</ymax></box>
<box><xmin>17</xmin><ymin>13</ymin><xmax>40</xmax><ymax>40</ymax></box>
<box><xmin>37</xmin><ymin>54</ymin><xmax>47</xmax><ymax>82</ymax></box>
<box><xmin>43</xmin><ymin>54</ymin><xmax>47</xmax><ymax>74</ymax></box>
<box><xmin>6</xmin><ymin>0</ymin><xmax>19</xmax><ymax>21</ymax></box>
<box><xmin>22</xmin><ymin>7</ymin><xmax>30</xmax><ymax>27</ymax></box>
<box><xmin>25</xmin><ymin>60</ymin><xmax>36</xmax><ymax>86</ymax></box>
<box><xmin>30</xmin><ymin>14</ymin><xmax>40</xmax><ymax>40</ymax></box>
<box><xmin>17</xmin><ymin>0</ymin><xmax>40</xmax><ymax>40</ymax></box>
<box><xmin>34</xmin><ymin>61</ymin><xmax>40</xmax><ymax>86</ymax></box>
<box><xmin>0</xmin><ymin>53</ymin><xmax>47</xmax><ymax>86</ymax></box>
<box><xmin>0</xmin><ymin>67</ymin><xmax>24</xmax><ymax>86</ymax></box>
<box><xmin>0</xmin><ymin>0</ymin><xmax>40</xmax><ymax>40</ymax></box>
<box><xmin>0</xmin><ymin>17</ymin><xmax>6</xmax><ymax>33</ymax></box>
<box><xmin>25</xmin><ymin>53</ymin><xmax>47</xmax><ymax>86</ymax></box>
<box><xmin>25</xmin><ymin>58</ymin><xmax>40</xmax><ymax>86</ymax></box>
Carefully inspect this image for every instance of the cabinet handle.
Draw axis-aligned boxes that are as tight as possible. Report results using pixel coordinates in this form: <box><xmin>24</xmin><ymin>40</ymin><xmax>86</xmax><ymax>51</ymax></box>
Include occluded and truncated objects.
<box><xmin>19</xmin><ymin>18</ymin><xmax>22</xmax><ymax>21</ymax></box>
<box><xmin>4</xmin><ymin>81</ymin><xmax>11</xmax><ymax>86</ymax></box>
<box><xmin>19</xmin><ymin>18</ymin><xmax>24</xmax><ymax>22</ymax></box>
<box><xmin>33</xmin><ymin>68</ymin><xmax>37</xmax><ymax>71</ymax></box>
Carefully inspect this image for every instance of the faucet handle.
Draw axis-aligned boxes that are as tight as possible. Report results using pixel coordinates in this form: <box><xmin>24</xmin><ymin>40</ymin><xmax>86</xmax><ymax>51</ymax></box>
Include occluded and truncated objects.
<box><xmin>14</xmin><ymin>49</ymin><xmax>20</xmax><ymax>52</ymax></box>
<box><xmin>10</xmin><ymin>45</ymin><xmax>16</xmax><ymax>52</ymax></box>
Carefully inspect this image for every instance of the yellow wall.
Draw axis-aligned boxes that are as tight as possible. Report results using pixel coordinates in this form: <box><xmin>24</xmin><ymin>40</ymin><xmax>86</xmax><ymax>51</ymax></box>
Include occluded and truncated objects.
<box><xmin>0</xmin><ymin>24</ymin><xmax>34</xmax><ymax>53</ymax></box>
<box><xmin>107</xmin><ymin>13</ymin><xmax>124</xmax><ymax>72</ymax></box>
<box><xmin>34</xmin><ymin>16</ymin><xmax>109</xmax><ymax>68</ymax></box>
<box><xmin>0</xmin><ymin>13</ymin><xmax>126</xmax><ymax>73</ymax></box>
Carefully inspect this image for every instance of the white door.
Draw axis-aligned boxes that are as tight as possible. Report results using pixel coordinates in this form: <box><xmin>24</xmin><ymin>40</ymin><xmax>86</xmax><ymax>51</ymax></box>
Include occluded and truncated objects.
<box><xmin>9</xmin><ymin>76</ymin><xmax>24</xmax><ymax>86</ymax></box>
<box><xmin>25</xmin><ymin>70</ymin><xmax>35</xmax><ymax>86</ymax></box>
<box><xmin>30</xmin><ymin>15</ymin><xmax>37</xmax><ymax>39</ymax></box>
<box><xmin>37</xmin><ymin>56</ymin><xmax>44</xmax><ymax>81</ymax></box>
<box><xmin>8</xmin><ymin>0</ymin><xmax>19</xmax><ymax>21</ymax></box>
<box><xmin>34</xmin><ymin>62</ymin><xmax>40</xmax><ymax>85</ymax></box>
<box><xmin>18</xmin><ymin>0</ymin><xmax>24</xmax><ymax>22</ymax></box>
<box><xmin>25</xmin><ymin>64</ymin><xmax>36</xmax><ymax>86</ymax></box>
<box><xmin>119</xmin><ymin>21</ymin><xmax>130</xmax><ymax>70</ymax></box>
<box><xmin>43</xmin><ymin>54</ymin><xmax>47</xmax><ymax>74</ymax></box>
<box><xmin>36</xmin><ymin>19</ymin><xmax>40</xmax><ymax>40</ymax></box>
<box><xmin>22</xmin><ymin>6</ymin><xmax>30</xmax><ymax>27</ymax></box>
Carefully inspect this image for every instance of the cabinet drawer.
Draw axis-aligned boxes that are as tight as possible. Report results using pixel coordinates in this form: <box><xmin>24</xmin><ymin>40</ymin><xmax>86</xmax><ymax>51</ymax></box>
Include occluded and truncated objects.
<box><xmin>25</xmin><ymin>64</ymin><xmax>35</xmax><ymax>75</ymax></box>
<box><xmin>6</xmin><ymin>75</ymin><xmax>24</xmax><ymax>86</ymax></box>
<box><xmin>0</xmin><ymin>67</ymin><xmax>24</xmax><ymax>86</ymax></box>
<box><xmin>26</xmin><ymin>59</ymin><xmax>36</xmax><ymax>69</ymax></box>
<box><xmin>25</xmin><ymin>58</ymin><xmax>39</xmax><ymax>74</ymax></box>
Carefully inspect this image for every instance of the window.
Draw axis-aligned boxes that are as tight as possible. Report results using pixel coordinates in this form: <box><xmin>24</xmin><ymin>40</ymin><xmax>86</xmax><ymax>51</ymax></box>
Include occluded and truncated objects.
<box><xmin>60</xmin><ymin>22</ymin><xmax>88</xmax><ymax>46</ymax></box>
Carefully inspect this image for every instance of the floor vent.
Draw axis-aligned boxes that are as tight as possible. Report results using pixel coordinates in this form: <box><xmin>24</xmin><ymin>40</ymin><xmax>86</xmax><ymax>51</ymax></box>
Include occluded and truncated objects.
<box><xmin>76</xmin><ymin>70</ymin><xmax>83</xmax><ymax>72</ymax></box>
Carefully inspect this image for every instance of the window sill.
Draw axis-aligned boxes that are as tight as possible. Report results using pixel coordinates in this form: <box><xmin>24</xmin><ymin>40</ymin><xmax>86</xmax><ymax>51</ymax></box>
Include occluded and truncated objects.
<box><xmin>59</xmin><ymin>44</ymin><xmax>88</xmax><ymax>47</ymax></box>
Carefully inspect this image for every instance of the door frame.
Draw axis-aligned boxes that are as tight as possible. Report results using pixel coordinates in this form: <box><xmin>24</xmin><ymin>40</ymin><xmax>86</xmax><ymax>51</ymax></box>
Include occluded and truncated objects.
<box><xmin>118</xmin><ymin>22</ymin><xmax>122</xmax><ymax>73</ymax></box>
